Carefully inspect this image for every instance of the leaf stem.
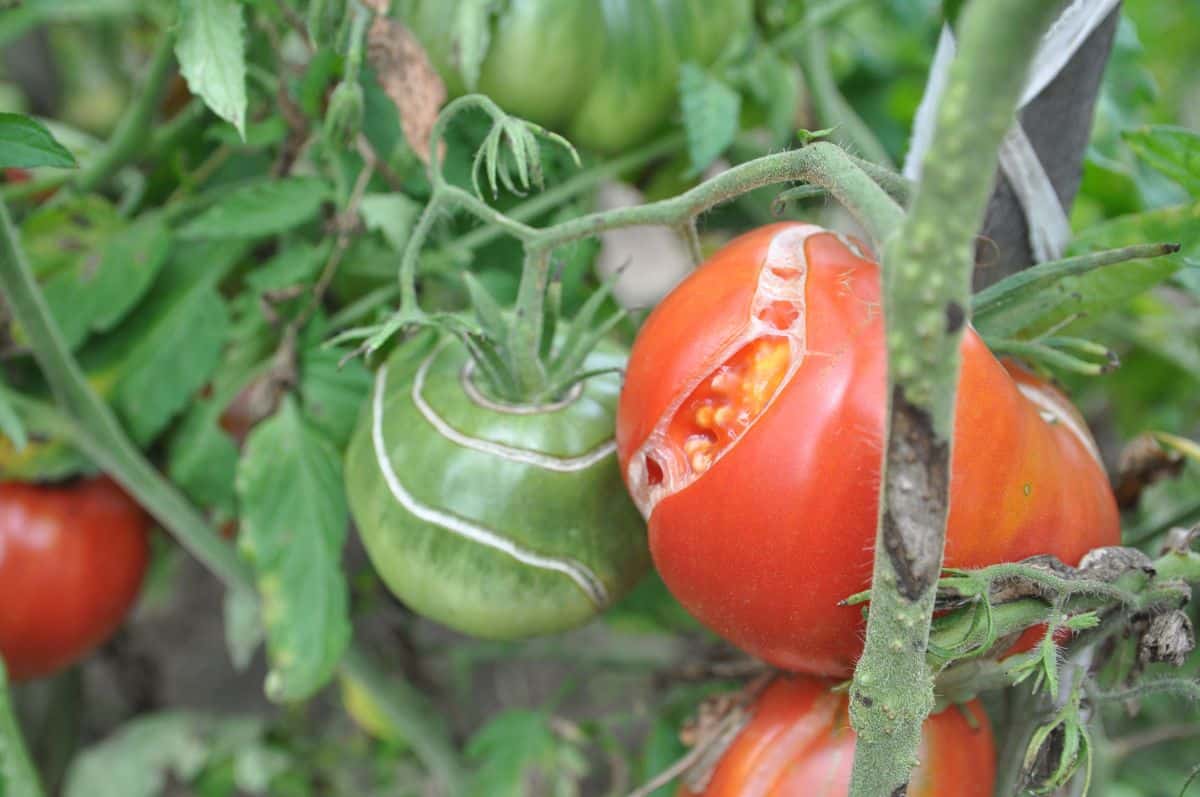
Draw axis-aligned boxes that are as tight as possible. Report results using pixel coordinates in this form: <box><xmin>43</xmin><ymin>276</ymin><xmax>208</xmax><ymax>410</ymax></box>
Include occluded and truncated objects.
<box><xmin>846</xmin><ymin>1</ymin><xmax>1064</xmax><ymax>793</ymax></box>
<box><xmin>74</xmin><ymin>30</ymin><xmax>178</xmax><ymax>195</ymax></box>
<box><xmin>0</xmin><ymin>661</ymin><xmax>45</xmax><ymax>797</ymax></box>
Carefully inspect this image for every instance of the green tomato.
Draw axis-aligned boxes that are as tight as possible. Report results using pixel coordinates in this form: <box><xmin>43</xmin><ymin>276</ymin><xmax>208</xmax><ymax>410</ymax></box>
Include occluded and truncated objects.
<box><xmin>403</xmin><ymin>0</ymin><xmax>752</xmax><ymax>153</ymax></box>
<box><xmin>477</xmin><ymin>0</ymin><xmax>606</xmax><ymax>129</ymax></box>
<box><xmin>344</xmin><ymin>332</ymin><xmax>648</xmax><ymax>639</ymax></box>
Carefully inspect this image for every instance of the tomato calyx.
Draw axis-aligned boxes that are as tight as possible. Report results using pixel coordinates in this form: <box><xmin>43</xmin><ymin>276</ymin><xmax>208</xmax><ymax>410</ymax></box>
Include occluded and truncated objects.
<box><xmin>625</xmin><ymin>224</ymin><xmax>827</xmax><ymax>518</ymax></box>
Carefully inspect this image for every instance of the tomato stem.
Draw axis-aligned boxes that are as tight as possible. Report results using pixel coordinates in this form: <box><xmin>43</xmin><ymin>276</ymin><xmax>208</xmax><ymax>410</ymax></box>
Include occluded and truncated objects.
<box><xmin>847</xmin><ymin>1</ymin><xmax>1067</xmax><ymax>793</ymax></box>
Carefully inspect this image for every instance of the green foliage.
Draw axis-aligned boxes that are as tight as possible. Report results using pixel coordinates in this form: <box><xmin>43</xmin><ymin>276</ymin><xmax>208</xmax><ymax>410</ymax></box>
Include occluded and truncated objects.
<box><xmin>236</xmin><ymin>397</ymin><xmax>351</xmax><ymax>702</ymax></box>
<box><xmin>62</xmin><ymin>714</ymin><xmax>286</xmax><ymax>797</ymax></box>
<box><xmin>678</xmin><ymin>63</ymin><xmax>741</xmax><ymax>176</ymax></box>
<box><xmin>179</xmin><ymin>178</ymin><xmax>332</xmax><ymax>239</ymax></box>
<box><xmin>0</xmin><ymin>113</ymin><xmax>76</xmax><ymax>169</ymax></box>
<box><xmin>176</xmin><ymin>0</ymin><xmax>249</xmax><ymax>138</ymax></box>
<box><xmin>465</xmin><ymin>711</ymin><xmax>588</xmax><ymax>797</ymax></box>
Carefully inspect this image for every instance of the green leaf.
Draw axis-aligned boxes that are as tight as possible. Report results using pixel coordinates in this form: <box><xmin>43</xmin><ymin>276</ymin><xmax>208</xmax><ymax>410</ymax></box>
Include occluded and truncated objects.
<box><xmin>236</xmin><ymin>397</ymin><xmax>351</xmax><ymax>702</ymax></box>
<box><xmin>176</xmin><ymin>0</ymin><xmax>248</xmax><ymax>139</ymax></box>
<box><xmin>0</xmin><ymin>112</ymin><xmax>76</xmax><ymax>169</ymax></box>
<box><xmin>180</xmin><ymin>178</ymin><xmax>330</xmax><ymax>240</ymax></box>
<box><xmin>62</xmin><ymin>713</ymin><xmax>274</xmax><ymax>797</ymax></box>
<box><xmin>979</xmin><ymin>203</ymin><xmax>1197</xmax><ymax>340</ymax></box>
<box><xmin>81</xmin><ymin>241</ymin><xmax>244</xmax><ymax>445</ymax></box>
<box><xmin>297</xmin><ymin>325</ymin><xmax>371</xmax><ymax>449</ymax></box>
<box><xmin>358</xmin><ymin>193</ymin><xmax>421</xmax><ymax>253</ymax></box>
<box><xmin>244</xmin><ymin>242</ymin><xmax>328</xmax><ymax>294</ymax></box>
<box><xmin>1123</xmin><ymin>125</ymin><xmax>1200</xmax><ymax>194</ymax></box>
<box><xmin>167</xmin><ymin>394</ymin><xmax>239</xmax><ymax>514</ymax></box>
<box><xmin>62</xmin><ymin>714</ymin><xmax>212</xmax><ymax>797</ymax></box>
<box><xmin>678</xmin><ymin>63</ymin><xmax>741</xmax><ymax>177</ymax></box>
<box><xmin>466</xmin><ymin>711</ymin><xmax>588</xmax><ymax>797</ymax></box>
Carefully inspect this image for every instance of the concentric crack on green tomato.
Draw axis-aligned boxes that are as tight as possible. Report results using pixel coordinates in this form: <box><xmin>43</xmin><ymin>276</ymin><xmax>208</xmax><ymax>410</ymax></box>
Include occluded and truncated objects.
<box><xmin>345</xmin><ymin>331</ymin><xmax>648</xmax><ymax>639</ymax></box>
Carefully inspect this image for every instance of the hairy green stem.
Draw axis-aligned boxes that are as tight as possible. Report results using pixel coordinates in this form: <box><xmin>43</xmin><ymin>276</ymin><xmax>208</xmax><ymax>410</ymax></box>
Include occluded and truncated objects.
<box><xmin>0</xmin><ymin>662</ymin><xmax>45</xmax><ymax>797</ymax></box>
<box><xmin>508</xmin><ymin>248</ymin><xmax>552</xmax><ymax>397</ymax></box>
<box><xmin>846</xmin><ymin>1</ymin><xmax>1065</xmax><ymax>794</ymax></box>
<box><xmin>526</xmin><ymin>141</ymin><xmax>902</xmax><ymax>255</ymax></box>
<box><xmin>74</xmin><ymin>31</ymin><xmax>177</xmax><ymax>195</ymax></box>
<box><xmin>799</xmin><ymin>27</ymin><xmax>894</xmax><ymax>168</ymax></box>
<box><xmin>0</xmin><ymin>201</ymin><xmax>463</xmax><ymax>789</ymax></box>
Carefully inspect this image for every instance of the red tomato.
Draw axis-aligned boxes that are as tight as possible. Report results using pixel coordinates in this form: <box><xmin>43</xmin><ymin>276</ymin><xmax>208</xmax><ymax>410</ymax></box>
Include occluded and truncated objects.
<box><xmin>0</xmin><ymin>477</ymin><xmax>151</xmax><ymax>681</ymax></box>
<box><xmin>681</xmin><ymin>675</ymin><xmax>995</xmax><ymax>797</ymax></box>
<box><xmin>616</xmin><ymin>223</ymin><xmax>1120</xmax><ymax>676</ymax></box>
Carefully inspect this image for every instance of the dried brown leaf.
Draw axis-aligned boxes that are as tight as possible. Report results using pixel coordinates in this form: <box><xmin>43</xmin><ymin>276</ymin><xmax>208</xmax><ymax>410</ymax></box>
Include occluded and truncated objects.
<box><xmin>366</xmin><ymin>13</ymin><xmax>446</xmax><ymax>164</ymax></box>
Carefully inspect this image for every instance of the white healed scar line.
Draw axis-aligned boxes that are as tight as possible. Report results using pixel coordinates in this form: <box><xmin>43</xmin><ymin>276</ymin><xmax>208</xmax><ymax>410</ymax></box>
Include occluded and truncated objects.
<box><xmin>371</xmin><ymin>364</ymin><xmax>610</xmax><ymax>607</ymax></box>
<box><xmin>412</xmin><ymin>344</ymin><xmax>617</xmax><ymax>472</ymax></box>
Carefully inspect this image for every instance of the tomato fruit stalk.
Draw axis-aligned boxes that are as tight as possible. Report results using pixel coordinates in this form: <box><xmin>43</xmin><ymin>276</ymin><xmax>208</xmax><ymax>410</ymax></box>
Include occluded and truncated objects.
<box><xmin>0</xmin><ymin>476</ymin><xmax>151</xmax><ymax>681</ymax></box>
<box><xmin>681</xmin><ymin>675</ymin><xmax>995</xmax><ymax>796</ymax></box>
<box><xmin>345</xmin><ymin>332</ymin><xmax>648</xmax><ymax>639</ymax></box>
<box><xmin>616</xmin><ymin>223</ymin><xmax>1121</xmax><ymax>676</ymax></box>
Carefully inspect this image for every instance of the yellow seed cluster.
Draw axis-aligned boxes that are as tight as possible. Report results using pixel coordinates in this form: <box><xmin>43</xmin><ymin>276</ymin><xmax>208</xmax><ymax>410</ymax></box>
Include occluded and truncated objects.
<box><xmin>674</xmin><ymin>338</ymin><xmax>790</xmax><ymax>474</ymax></box>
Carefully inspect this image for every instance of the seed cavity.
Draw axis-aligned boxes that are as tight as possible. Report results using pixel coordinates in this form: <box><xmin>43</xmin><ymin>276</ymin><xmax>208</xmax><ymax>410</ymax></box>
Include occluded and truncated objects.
<box><xmin>626</xmin><ymin>224</ymin><xmax>821</xmax><ymax>518</ymax></box>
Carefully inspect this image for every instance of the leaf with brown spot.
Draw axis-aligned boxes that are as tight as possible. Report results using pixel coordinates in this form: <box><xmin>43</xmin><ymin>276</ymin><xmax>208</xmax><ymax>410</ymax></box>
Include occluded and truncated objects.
<box><xmin>366</xmin><ymin>13</ymin><xmax>446</xmax><ymax>164</ymax></box>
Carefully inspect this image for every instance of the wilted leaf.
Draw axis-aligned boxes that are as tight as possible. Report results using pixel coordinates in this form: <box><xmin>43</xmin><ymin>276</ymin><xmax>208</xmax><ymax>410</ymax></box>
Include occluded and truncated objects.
<box><xmin>236</xmin><ymin>397</ymin><xmax>351</xmax><ymax>702</ymax></box>
<box><xmin>679</xmin><ymin>63</ymin><xmax>741</xmax><ymax>176</ymax></box>
<box><xmin>180</xmin><ymin>178</ymin><xmax>330</xmax><ymax>239</ymax></box>
<box><xmin>0</xmin><ymin>112</ymin><xmax>76</xmax><ymax>169</ymax></box>
<box><xmin>367</xmin><ymin>14</ymin><xmax>446</xmax><ymax>163</ymax></box>
<box><xmin>176</xmin><ymin>0</ymin><xmax>248</xmax><ymax>138</ymax></box>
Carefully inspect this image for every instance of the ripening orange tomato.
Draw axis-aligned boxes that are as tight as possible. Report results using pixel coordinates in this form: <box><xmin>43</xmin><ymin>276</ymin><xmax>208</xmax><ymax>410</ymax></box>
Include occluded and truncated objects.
<box><xmin>616</xmin><ymin>223</ymin><xmax>1120</xmax><ymax>676</ymax></box>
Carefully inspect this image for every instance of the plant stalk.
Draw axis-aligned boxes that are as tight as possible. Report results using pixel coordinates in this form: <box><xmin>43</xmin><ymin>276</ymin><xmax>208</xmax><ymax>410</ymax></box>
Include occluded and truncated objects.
<box><xmin>846</xmin><ymin>1</ymin><xmax>1065</xmax><ymax>794</ymax></box>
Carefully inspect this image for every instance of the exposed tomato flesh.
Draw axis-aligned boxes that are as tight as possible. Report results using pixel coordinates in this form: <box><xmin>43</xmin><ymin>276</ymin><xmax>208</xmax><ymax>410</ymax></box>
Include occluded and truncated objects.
<box><xmin>664</xmin><ymin>336</ymin><xmax>790</xmax><ymax>475</ymax></box>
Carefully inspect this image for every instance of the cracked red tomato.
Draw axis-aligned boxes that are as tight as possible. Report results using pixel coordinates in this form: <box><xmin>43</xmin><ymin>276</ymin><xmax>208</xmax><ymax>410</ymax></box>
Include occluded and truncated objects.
<box><xmin>681</xmin><ymin>675</ymin><xmax>995</xmax><ymax>796</ymax></box>
<box><xmin>0</xmin><ymin>477</ymin><xmax>150</xmax><ymax>680</ymax></box>
<box><xmin>616</xmin><ymin>223</ymin><xmax>1120</xmax><ymax>676</ymax></box>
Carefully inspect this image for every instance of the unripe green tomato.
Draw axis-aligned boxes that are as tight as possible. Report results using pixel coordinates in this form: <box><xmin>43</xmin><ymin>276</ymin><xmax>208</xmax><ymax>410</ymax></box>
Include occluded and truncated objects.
<box><xmin>476</xmin><ymin>0</ymin><xmax>605</xmax><ymax>129</ymax></box>
<box><xmin>403</xmin><ymin>0</ymin><xmax>751</xmax><ymax>153</ymax></box>
<box><xmin>344</xmin><ymin>332</ymin><xmax>648</xmax><ymax>639</ymax></box>
<box><xmin>567</xmin><ymin>0</ymin><xmax>680</xmax><ymax>153</ymax></box>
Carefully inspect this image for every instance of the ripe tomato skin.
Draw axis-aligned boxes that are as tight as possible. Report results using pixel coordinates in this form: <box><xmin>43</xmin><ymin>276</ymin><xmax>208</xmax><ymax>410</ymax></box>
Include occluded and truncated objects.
<box><xmin>616</xmin><ymin>223</ymin><xmax>1121</xmax><ymax>676</ymax></box>
<box><xmin>0</xmin><ymin>477</ymin><xmax>150</xmax><ymax>681</ymax></box>
<box><xmin>681</xmin><ymin>676</ymin><xmax>995</xmax><ymax>797</ymax></box>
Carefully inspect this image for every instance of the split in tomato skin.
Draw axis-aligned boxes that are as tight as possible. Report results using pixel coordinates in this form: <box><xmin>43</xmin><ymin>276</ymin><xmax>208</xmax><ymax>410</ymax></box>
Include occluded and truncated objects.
<box><xmin>0</xmin><ymin>476</ymin><xmax>151</xmax><ymax>681</ymax></box>
<box><xmin>616</xmin><ymin>223</ymin><xmax>1121</xmax><ymax>676</ymax></box>
<box><xmin>680</xmin><ymin>675</ymin><xmax>995</xmax><ymax>797</ymax></box>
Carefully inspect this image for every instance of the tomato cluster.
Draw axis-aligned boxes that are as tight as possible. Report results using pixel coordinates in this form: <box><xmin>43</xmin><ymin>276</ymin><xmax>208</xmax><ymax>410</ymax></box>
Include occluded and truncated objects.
<box><xmin>617</xmin><ymin>223</ymin><xmax>1121</xmax><ymax>676</ymax></box>
<box><xmin>682</xmin><ymin>675</ymin><xmax>995</xmax><ymax>796</ymax></box>
<box><xmin>0</xmin><ymin>477</ymin><xmax>150</xmax><ymax>681</ymax></box>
